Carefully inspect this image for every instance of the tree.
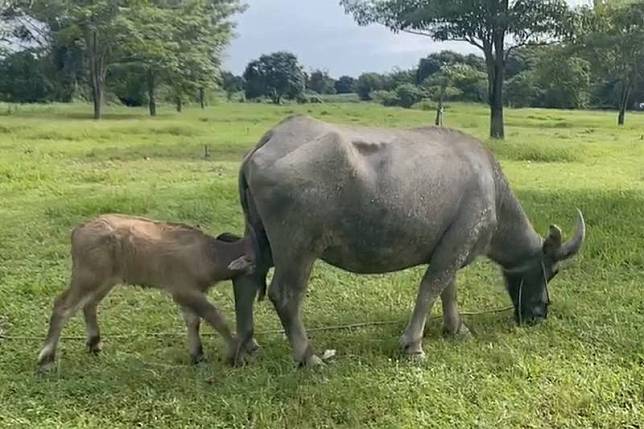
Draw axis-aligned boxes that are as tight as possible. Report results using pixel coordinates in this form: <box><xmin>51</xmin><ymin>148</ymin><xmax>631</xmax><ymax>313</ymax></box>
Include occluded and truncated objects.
<box><xmin>342</xmin><ymin>0</ymin><xmax>574</xmax><ymax>139</ymax></box>
<box><xmin>386</xmin><ymin>67</ymin><xmax>416</xmax><ymax>90</ymax></box>
<box><xmin>504</xmin><ymin>70</ymin><xmax>540</xmax><ymax>107</ymax></box>
<box><xmin>334</xmin><ymin>75</ymin><xmax>355</xmax><ymax>94</ymax></box>
<box><xmin>392</xmin><ymin>83</ymin><xmax>425</xmax><ymax>108</ymax></box>
<box><xmin>577</xmin><ymin>1</ymin><xmax>644</xmax><ymax>125</ymax></box>
<box><xmin>424</xmin><ymin>63</ymin><xmax>484</xmax><ymax>125</ymax></box>
<box><xmin>126</xmin><ymin>0</ymin><xmax>242</xmax><ymax>115</ymax></box>
<box><xmin>534</xmin><ymin>48</ymin><xmax>590</xmax><ymax>109</ymax></box>
<box><xmin>307</xmin><ymin>69</ymin><xmax>336</xmax><ymax>94</ymax></box>
<box><xmin>243</xmin><ymin>51</ymin><xmax>306</xmax><ymax>104</ymax></box>
<box><xmin>354</xmin><ymin>72</ymin><xmax>385</xmax><ymax>100</ymax></box>
<box><xmin>0</xmin><ymin>50</ymin><xmax>52</xmax><ymax>102</ymax></box>
<box><xmin>17</xmin><ymin>0</ymin><xmax>135</xmax><ymax>119</ymax></box>
<box><xmin>220</xmin><ymin>71</ymin><xmax>244</xmax><ymax>100</ymax></box>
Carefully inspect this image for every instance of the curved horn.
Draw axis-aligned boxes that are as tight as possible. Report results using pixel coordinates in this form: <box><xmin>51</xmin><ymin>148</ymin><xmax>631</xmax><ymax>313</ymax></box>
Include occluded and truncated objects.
<box><xmin>557</xmin><ymin>209</ymin><xmax>586</xmax><ymax>260</ymax></box>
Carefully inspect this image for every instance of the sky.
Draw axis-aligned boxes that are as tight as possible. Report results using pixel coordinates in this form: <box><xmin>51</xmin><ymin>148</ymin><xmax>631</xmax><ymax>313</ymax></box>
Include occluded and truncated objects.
<box><xmin>222</xmin><ymin>0</ymin><xmax>592</xmax><ymax>78</ymax></box>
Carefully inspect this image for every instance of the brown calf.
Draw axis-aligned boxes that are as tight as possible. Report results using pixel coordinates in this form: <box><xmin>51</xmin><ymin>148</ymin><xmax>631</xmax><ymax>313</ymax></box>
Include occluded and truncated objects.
<box><xmin>37</xmin><ymin>214</ymin><xmax>254</xmax><ymax>372</ymax></box>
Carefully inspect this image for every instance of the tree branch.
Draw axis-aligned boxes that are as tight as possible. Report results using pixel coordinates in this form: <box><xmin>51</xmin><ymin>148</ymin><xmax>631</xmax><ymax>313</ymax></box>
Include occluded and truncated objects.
<box><xmin>504</xmin><ymin>39</ymin><xmax>554</xmax><ymax>61</ymax></box>
<box><xmin>401</xmin><ymin>29</ymin><xmax>485</xmax><ymax>51</ymax></box>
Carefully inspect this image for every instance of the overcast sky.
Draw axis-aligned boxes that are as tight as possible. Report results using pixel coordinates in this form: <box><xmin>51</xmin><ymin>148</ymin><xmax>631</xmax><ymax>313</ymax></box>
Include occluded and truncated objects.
<box><xmin>222</xmin><ymin>0</ymin><xmax>592</xmax><ymax>78</ymax></box>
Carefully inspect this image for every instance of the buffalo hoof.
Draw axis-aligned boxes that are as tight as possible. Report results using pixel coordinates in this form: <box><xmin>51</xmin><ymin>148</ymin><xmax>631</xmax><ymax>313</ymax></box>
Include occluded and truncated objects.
<box><xmin>442</xmin><ymin>320</ymin><xmax>472</xmax><ymax>340</ymax></box>
<box><xmin>406</xmin><ymin>350</ymin><xmax>427</xmax><ymax>362</ymax></box>
<box><xmin>399</xmin><ymin>333</ymin><xmax>424</xmax><ymax>357</ymax></box>
<box><xmin>229</xmin><ymin>338</ymin><xmax>262</xmax><ymax>367</ymax></box>
<box><xmin>245</xmin><ymin>338</ymin><xmax>261</xmax><ymax>356</ymax></box>
<box><xmin>298</xmin><ymin>354</ymin><xmax>325</xmax><ymax>368</ymax></box>
<box><xmin>190</xmin><ymin>353</ymin><xmax>206</xmax><ymax>365</ymax></box>
<box><xmin>36</xmin><ymin>357</ymin><xmax>56</xmax><ymax>374</ymax></box>
<box><xmin>86</xmin><ymin>337</ymin><xmax>102</xmax><ymax>354</ymax></box>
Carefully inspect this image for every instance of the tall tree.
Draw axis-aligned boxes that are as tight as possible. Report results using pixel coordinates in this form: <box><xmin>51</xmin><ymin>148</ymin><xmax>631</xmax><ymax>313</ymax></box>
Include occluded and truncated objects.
<box><xmin>220</xmin><ymin>71</ymin><xmax>244</xmax><ymax>100</ymax></box>
<box><xmin>341</xmin><ymin>0</ymin><xmax>573</xmax><ymax>139</ymax></box>
<box><xmin>334</xmin><ymin>75</ymin><xmax>355</xmax><ymax>94</ymax></box>
<box><xmin>577</xmin><ymin>1</ymin><xmax>644</xmax><ymax>125</ymax></box>
<box><xmin>126</xmin><ymin>0</ymin><xmax>242</xmax><ymax>116</ymax></box>
<box><xmin>354</xmin><ymin>72</ymin><xmax>385</xmax><ymax>100</ymax></box>
<box><xmin>18</xmin><ymin>0</ymin><xmax>135</xmax><ymax>119</ymax></box>
<box><xmin>307</xmin><ymin>69</ymin><xmax>336</xmax><ymax>94</ymax></box>
<box><xmin>243</xmin><ymin>51</ymin><xmax>306</xmax><ymax>104</ymax></box>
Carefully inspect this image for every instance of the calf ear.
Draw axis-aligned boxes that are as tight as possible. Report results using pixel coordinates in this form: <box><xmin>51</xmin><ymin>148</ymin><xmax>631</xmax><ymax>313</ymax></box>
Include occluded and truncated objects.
<box><xmin>228</xmin><ymin>256</ymin><xmax>255</xmax><ymax>274</ymax></box>
<box><xmin>543</xmin><ymin>225</ymin><xmax>562</xmax><ymax>257</ymax></box>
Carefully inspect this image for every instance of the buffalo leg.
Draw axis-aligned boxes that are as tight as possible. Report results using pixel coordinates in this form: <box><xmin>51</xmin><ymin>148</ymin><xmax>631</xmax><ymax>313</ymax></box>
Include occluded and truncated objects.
<box><xmin>268</xmin><ymin>256</ymin><xmax>319</xmax><ymax>366</ymax></box>
<box><xmin>232</xmin><ymin>275</ymin><xmax>260</xmax><ymax>362</ymax></box>
<box><xmin>440</xmin><ymin>279</ymin><xmax>470</xmax><ymax>337</ymax></box>
<box><xmin>180</xmin><ymin>306</ymin><xmax>204</xmax><ymax>364</ymax></box>
<box><xmin>401</xmin><ymin>216</ymin><xmax>482</xmax><ymax>357</ymax></box>
<box><xmin>401</xmin><ymin>268</ymin><xmax>457</xmax><ymax>357</ymax></box>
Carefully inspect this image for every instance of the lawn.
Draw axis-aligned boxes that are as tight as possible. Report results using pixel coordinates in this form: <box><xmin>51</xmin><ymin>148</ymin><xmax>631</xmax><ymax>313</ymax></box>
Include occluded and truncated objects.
<box><xmin>0</xmin><ymin>101</ymin><xmax>642</xmax><ymax>428</ymax></box>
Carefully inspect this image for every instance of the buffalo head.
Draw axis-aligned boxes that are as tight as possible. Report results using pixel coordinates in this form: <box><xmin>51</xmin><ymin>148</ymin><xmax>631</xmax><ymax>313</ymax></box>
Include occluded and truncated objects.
<box><xmin>503</xmin><ymin>210</ymin><xmax>586</xmax><ymax>325</ymax></box>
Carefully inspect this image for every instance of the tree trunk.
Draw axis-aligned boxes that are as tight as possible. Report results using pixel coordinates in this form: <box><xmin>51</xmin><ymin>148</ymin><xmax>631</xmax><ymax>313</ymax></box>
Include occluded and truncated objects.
<box><xmin>147</xmin><ymin>68</ymin><xmax>156</xmax><ymax>117</ymax></box>
<box><xmin>176</xmin><ymin>97</ymin><xmax>182</xmax><ymax>112</ymax></box>
<box><xmin>435</xmin><ymin>91</ymin><xmax>444</xmax><ymax>126</ymax></box>
<box><xmin>617</xmin><ymin>81</ymin><xmax>631</xmax><ymax>126</ymax></box>
<box><xmin>483</xmin><ymin>9</ymin><xmax>507</xmax><ymax>140</ymax></box>
<box><xmin>484</xmin><ymin>49</ymin><xmax>505</xmax><ymax>138</ymax></box>
<box><xmin>199</xmin><ymin>87</ymin><xmax>205</xmax><ymax>109</ymax></box>
<box><xmin>92</xmin><ymin>80</ymin><xmax>103</xmax><ymax>120</ymax></box>
<box><xmin>88</xmin><ymin>30</ymin><xmax>104</xmax><ymax>120</ymax></box>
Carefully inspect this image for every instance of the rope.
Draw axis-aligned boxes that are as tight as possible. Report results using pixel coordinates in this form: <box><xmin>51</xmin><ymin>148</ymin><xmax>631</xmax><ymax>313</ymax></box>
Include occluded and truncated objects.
<box><xmin>0</xmin><ymin>306</ymin><xmax>513</xmax><ymax>342</ymax></box>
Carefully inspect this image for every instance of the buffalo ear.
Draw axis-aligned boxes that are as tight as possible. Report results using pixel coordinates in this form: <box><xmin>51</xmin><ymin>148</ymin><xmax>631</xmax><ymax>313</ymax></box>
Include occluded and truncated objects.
<box><xmin>543</xmin><ymin>224</ymin><xmax>562</xmax><ymax>257</ymax></box>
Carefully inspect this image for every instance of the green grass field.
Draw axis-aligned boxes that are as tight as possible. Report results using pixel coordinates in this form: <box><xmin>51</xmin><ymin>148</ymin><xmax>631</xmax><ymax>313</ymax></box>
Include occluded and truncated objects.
<box><xmin>0</xmin><ymin>101</ymin><xmax>642</xmax><ymax>428</ymax></box>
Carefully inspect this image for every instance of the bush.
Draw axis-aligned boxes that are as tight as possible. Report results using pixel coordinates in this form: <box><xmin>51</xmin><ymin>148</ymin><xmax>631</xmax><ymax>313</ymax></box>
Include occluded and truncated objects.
<box><xmin>394</xmin><ymin>84</ymin><xmax>425</xmax><ymax>108</ymax></box>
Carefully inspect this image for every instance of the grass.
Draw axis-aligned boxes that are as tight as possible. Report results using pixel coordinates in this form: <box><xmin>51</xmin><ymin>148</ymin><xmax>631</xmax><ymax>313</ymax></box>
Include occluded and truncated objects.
<box><xmin>0</xmin><ymin>101</ymin><xmax>642</xmax><ymax>428</ymax></box>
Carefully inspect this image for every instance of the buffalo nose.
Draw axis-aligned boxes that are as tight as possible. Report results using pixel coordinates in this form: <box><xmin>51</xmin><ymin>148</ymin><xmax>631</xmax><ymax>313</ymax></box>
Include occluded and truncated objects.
<box><xmin>530</xmin><ymin>306</ymin><xmax>547</xmax><ymax>322</ymax></box>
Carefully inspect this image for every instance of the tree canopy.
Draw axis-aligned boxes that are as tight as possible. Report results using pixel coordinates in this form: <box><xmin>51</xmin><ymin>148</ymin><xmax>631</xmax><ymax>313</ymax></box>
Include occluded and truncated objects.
<box><xmin>341</xmin><ymin>0</ymin><xmax>575</xmax><ymax>138</ymax></box>
<box><xmin>243</xmin><ymin>51</ymin><xmax>306</xmax><ymax>104</ymax></box>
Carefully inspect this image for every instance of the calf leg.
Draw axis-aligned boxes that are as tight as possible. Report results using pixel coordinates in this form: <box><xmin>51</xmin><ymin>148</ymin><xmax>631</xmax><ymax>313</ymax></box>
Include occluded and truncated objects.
<box><xmin>268</xmin><ymin>255</ymin><xmax>319</xmax><ymax>367</ymax></box>
<box><xmin>171</xmin><ymin>290</ymin><xmax>237</xmax><ymax>365</ymax></box>
<box><xmin>37</xmin><ymin>277</ymin><xmax>95</xmax><ymax>371</ymax></box>
<box><xmin>83</xmin><ymin>283</ymin><xmax>116</xmax><ymax>354</ymax></box>
<box><xmin>180</xmin><ymin>307</ymin><xmax>204</xmax><ymax>364</ymax></box>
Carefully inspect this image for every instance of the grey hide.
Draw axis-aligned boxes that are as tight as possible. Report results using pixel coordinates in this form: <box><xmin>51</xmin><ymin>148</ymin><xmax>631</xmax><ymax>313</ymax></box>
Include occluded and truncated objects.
<box><xmin>231</xmin><ymin>115</ymin><xmax>585</xmax><ymax>366</ymax></box>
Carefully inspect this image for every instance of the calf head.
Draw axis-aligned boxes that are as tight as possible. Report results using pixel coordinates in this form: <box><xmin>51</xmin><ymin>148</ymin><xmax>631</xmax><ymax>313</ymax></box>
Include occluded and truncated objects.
<box><xmin>504</xmin><ymin>210</ymin><xmax>586</xmax><ymax>325</ymax></box>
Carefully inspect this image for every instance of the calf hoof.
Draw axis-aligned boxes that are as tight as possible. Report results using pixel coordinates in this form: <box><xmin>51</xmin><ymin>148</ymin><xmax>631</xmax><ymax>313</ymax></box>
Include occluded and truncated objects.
<box><xmin>86</xmin><ymin>336</ymin><xmax>102</xmax><ymax>354</ymax></box>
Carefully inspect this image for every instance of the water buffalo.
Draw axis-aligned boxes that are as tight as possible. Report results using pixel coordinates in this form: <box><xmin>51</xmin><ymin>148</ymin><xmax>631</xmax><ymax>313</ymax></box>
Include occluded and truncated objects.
<box><xmin>232</xmin><ymin>115</ymin><xmax>585</xmax><ymax>366</ymax></box>
<box><xmin>37</xmin><ymin>214</ymin><xmax>256</xmax><ymax>372</ymax></box>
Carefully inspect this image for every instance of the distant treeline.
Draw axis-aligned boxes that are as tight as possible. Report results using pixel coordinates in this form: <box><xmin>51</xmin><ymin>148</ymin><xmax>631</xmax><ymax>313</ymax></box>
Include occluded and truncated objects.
<box><xmin>3</xmin><ymin>46</ymin><xmax>642</xmax><ymax>113</ymax></box>
<box><xmin>1</xmin><ymin>0</ymin><xmax>642</xmax><ymax>132</ymax></box>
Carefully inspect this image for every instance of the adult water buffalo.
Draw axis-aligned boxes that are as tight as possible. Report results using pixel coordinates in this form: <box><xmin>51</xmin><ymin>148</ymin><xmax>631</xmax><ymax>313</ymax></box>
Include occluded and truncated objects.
<box><xmin>231</xmin><ymin>115</ymin><xmax>585</xmax><ymax>366</ymax></box>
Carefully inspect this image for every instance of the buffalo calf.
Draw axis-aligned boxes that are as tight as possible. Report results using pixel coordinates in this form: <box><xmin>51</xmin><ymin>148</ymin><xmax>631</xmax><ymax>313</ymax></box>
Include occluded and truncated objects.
<box><xmin>37</xmin><ymin>214</ymin><xmax>255</xmax><ymax>372</ymax></box>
